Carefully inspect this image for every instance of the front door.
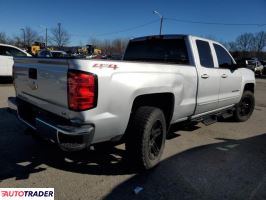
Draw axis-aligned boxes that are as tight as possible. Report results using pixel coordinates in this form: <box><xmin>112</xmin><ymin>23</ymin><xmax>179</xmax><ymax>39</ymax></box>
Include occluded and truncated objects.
<box><xmin>212</xmin><ymin>43</ymin><xmax>242</xmax><ymax>108</ymax></box>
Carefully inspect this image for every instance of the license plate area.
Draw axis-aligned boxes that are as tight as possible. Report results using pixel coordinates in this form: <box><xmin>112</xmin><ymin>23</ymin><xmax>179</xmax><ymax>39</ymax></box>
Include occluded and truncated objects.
<box><xmin>36</xmin><ymin>118</ymin><xmax>58</xmax><ymax>143</ymax></box>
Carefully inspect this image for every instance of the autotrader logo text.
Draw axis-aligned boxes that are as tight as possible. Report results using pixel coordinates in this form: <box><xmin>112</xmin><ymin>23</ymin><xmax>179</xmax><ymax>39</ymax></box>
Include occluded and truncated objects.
<box><xmin>0</xmin><ymin>188</ymin><xmax>54</xmax><ymax>200</ymax></box>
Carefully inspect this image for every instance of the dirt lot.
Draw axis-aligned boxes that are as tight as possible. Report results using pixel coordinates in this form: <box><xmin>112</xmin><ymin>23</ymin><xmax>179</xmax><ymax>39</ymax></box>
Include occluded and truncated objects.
<box><xmin>0</xmin><ymin>78</ymin><xmax>266</xmax><ymax>200</ymax></box>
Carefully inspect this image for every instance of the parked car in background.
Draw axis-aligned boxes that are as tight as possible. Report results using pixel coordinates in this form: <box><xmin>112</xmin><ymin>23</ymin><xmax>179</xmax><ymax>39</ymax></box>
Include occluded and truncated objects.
<box><xmin>37</xmin><ymin>49</ymin><xmax>53</xmax><ymax>58</ymax></box>
<box><xmin>51</xmin><ymin>50</ymin><xmax>68</xmax><ymax>58</ymax></box>
<box><xmin>261</xmin><ymin>60</ymin><xmax>266</xmax><ymax>75</ymax></box>
<box><xmin>37</xmin><ymin>49</ymin><xmax>68</xmax><ymax>58</ymax></box>
<box><xmin>247</xmin><ymin>60</ymin><xmax>264</xmax><ymax>77</ymax></box>
<box><xmin>0</xmin><ymin>43</ymin><xmax>31</xmax><ymax>77</ymax></box>
<box><xmin>237</xmin><ymin>58</ymin><xmax>264</xmax><ymax>77</ymax></box>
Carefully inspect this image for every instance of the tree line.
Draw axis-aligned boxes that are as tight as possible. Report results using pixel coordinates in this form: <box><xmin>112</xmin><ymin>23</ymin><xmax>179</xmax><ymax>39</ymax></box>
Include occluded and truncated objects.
<box><xmin>0</xmin><ymin>24</ymin><xmax>129</xmax><ymax>56</ymax></box>
<box><xmin>0</xmin><ymin>24</ymin><xmax>70</xmax><ymax>49</ymax></box>
<box><xmin>223</xmin><ymin>31</ymin><xmax>266</xmax><ymax>59</ymax></box>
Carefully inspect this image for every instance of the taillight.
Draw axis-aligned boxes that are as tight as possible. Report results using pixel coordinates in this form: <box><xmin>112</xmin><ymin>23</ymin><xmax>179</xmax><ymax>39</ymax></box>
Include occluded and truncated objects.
<box><xmin>67</xmin><ymin>70</ymin><xmax>97</xmax><ymax>111</ymax></box>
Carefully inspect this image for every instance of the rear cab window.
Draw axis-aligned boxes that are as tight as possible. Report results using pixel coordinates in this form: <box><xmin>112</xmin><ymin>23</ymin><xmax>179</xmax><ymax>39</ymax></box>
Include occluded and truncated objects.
<box><xmin>123</xmin><ymin>36</ymin><xmax>190</xmax><ymax>65</ymax></box>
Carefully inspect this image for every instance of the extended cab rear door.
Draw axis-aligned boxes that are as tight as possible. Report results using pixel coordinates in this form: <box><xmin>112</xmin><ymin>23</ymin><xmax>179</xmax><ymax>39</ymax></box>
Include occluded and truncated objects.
<box><xmin>192</xmin><ymin>37</ymin><xmax>220</xmax><ymax>114</ymax></box>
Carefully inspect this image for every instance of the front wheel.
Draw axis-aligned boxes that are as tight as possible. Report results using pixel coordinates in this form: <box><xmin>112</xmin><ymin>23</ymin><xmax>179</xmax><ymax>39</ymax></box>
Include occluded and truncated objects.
<box><xmin>125</xmin><ymin>106</ymin><xmax>166</xmax><ymax>170</ymax></box>
<box><xmin>233</xmin><ymin>90</ymin><xmax>255</xmax><ymax>122</ymax></box>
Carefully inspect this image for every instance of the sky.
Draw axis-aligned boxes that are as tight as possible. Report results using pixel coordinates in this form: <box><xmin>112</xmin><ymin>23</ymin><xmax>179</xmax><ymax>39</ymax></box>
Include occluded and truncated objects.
<box><xmin>0</xmin><ymin>0</ymin><xmax>266</xmax><ymax>46</ymax></box>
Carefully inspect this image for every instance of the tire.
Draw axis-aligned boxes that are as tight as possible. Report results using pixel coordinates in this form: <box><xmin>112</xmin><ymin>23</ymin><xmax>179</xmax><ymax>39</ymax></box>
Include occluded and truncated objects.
<box><xmin>233</xmin><ymin>90</ymin><xmax>255</xmax><ymax>122</ymax></box>
<box><xmin>125</xmin><ymin>106</ymin><xmax>166</xmax><ymax>170</ymax></box>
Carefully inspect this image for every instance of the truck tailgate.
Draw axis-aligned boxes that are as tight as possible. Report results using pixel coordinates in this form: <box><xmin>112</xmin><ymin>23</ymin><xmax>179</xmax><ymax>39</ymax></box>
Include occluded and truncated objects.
<box><xmin>14</xmin><ymin>58</ymin><xmax>69</xmax><ymax>110</ymax></box>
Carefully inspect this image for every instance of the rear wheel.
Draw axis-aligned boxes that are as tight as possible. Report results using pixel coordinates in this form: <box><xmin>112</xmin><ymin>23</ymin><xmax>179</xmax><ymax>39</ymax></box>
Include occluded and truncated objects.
<box><xmin>125</xmin><ymin>106</ymin><xmax>166</xmax><ymax>170</ymax></box>
<box><xmin>233</xmin><ymin>90</ymin><xmax>255</xmax><ymax>122</ymax></box>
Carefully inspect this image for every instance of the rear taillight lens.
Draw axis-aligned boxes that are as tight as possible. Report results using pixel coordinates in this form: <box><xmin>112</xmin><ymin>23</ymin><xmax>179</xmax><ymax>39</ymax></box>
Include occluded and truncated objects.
<box><xmin>67</xmin><ymin>70</ymin><xmax>97</xmax><ymax>111</ymax></box>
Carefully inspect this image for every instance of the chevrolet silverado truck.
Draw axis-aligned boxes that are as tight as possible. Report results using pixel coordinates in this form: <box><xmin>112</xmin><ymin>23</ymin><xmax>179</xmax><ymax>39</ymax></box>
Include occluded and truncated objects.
<box><xmin>9</xmin><ymin>35</ymin><xmax>255</xmax><ymax>169</ymax></box>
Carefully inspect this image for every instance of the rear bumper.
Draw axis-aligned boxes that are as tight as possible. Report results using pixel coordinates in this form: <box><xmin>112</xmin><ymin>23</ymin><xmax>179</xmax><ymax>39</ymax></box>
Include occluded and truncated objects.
<box><xmin>8</xmin><ymin>97</ymin><xmax>95</xmax><ymax>151</ymax></box>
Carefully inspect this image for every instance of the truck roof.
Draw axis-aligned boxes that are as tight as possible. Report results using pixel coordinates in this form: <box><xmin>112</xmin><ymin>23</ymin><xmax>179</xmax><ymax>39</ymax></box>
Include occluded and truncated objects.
<box><xmin>130</xmin><ymin>34</ymin><xmax>218</xmax><ymax>44</ymax></box>
<box><xmin>130</xmin><ymin>34</ymin><xmax>187</xmax><ymax>41</ymax></box>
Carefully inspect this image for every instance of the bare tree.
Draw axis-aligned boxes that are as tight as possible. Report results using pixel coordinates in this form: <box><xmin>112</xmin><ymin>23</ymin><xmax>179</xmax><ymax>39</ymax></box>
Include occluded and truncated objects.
<box><xmin>86</xmin><ymin>37</ymin><xmax>128</xmax><ymax>56</ymax></box>
<box><xmin>0</xmin><ymin>32</ymin><xmax>8</xmax><ymax>43</ymax></box>
<box><xmin>253</xmin><ymin>31</ymin><xmax>266</xmax><ymax>52</ymax></box>
<box><xmin>102</xmin><ymin>39</ymin><xmax>112</xmax><ymax>55</ymax></box>
<box><xmin>50</xmin><ymin>23</ymin><xmax>70</xmax><ymax>48</ymax></box>
<box><xmin>111</xmin><ymin>38</ymin><xmax>129</xmax><ymax>55</ymax></box>
<box><xmin>88</xmin><ymin>37</ymin><xmax>101</xmax><ymax>47</ymax></box>
<box><xmin>21</xmin><ymin>27</ymin><xmax>41</xmax><ymax>47</ymax></box>
<box><xmin>224</xmin><ymin>41</ymin><xmax>238</xmax><ymax>52</ymax></box>
<box><xmin>11</xmin><ymin>36</ymin><xmax>24</xmax><ymax>47</ymax></box>
<box><xmin>235</xmin><ymin>33</ymin><xmax>254</xmax><ymax>51</ymax></box>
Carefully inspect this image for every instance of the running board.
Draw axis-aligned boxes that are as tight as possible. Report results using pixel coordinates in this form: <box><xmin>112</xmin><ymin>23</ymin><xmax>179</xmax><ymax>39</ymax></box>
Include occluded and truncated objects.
<box><xmin>192</xmin><ymin>108</ymin><xmax>234</xmax><ymax>126</ymax></box>
<box><xmin>202</xmin><ymin>116</ymin><xmax>217</xmax><ymax>126</ymax></box>
<box><xmin>221</xmin><ymin>111</ymin><xmax>233</xmax><ymax>119</ymax></box>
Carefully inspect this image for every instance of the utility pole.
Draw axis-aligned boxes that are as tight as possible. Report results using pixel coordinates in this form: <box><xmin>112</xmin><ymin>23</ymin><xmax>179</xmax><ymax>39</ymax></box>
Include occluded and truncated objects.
<box><xmin>40</xmin><ymin>25</ymin><xmax>48</xmax><ymax>47</ymax></box>
<box><xmin>45</xmin><ymin>27</ymin><xmax>48</xmax><ymax>47</ymax></box>
<box><xmin>58</xmin><ymin>22</ymin><xmax>61</xmax><ymax>48</ymax></box>
<box><xmin>153</xmin><ymin>10</ymin><xmax>163</xmax><ymax>35</ymax></box>
<box><xmin>20</xmin><ymin>28</ymin><xmax>26</xmax><ymax>48</ymax></box>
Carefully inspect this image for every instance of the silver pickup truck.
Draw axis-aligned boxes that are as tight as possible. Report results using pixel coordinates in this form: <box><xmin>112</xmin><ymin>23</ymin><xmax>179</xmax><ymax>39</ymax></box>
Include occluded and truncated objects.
<box><xmin>10</xmin><ymin>34</ymin><xmax>255</xmax><ymax>169</ymax></box>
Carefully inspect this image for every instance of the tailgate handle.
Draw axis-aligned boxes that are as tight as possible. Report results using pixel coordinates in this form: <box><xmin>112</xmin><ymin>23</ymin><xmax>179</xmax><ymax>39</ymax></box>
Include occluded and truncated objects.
<box><xmin>29</xmin><ymin>68</ymin><xmax>37</xmax><ymax>79</ymax></box>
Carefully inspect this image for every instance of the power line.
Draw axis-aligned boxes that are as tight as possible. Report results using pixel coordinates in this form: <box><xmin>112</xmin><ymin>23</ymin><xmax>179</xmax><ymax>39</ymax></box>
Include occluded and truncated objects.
<box><xmin>70</xmin><ymin>19</ymin><xmax>159</xmax><ymax>38</ymax></box>
<box><xmin>165</xmin><ymin>18</ymin><xmax>266</xmax><ymax>27</ymax></box>
<box><xmin>70</xmin><ymin>18</ymin><xmax>266</xmax><ymax>40</ymax></box>
<box><xmin>95</xmin><ymin>19</ymin><xmax>159</xmax><ymax>37</ymax></box>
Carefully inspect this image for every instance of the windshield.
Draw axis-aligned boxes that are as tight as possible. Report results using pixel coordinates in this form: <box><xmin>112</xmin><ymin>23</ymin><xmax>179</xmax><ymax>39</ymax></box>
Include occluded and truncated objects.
<box><xmin>123</xmin><ymin>37</ymin><xmax>189</xmax><ymax>64</ymax></box>
<box><xmin>51</xmin><ymin>52</ymin><xmax>67</xmax><ymax>58</ymax></box>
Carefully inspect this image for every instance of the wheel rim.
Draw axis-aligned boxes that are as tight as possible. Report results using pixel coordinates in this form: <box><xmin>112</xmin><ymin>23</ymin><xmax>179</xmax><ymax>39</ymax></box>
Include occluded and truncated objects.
<box><xmin>148</xmin><ymin>120</ymin><xmax>163</xmax><ymax>160</ymax></box>
<box><xmin>239</xmin><ymin>96</ymin><xmax>252</xmax><ymax>116</ymax></box>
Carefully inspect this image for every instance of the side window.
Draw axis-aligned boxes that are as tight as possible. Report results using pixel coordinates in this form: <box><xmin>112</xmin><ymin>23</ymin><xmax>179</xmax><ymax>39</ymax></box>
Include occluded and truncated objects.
<box><xmin>2</xmin><ymin>46</ymin><xmax>27</xmax><ymax>57</ymax></box>
<box><xmin>196</xmin><ymin>40</ymin><xmax>214</xmax><ymax>68</ymax></box>
<box><xmin>39</xmin><ymin>51</ymin><xmax>51</xmax><ymax>57</ymax></box>
<box><xmin>0</xmin><ymin>46</ymin><xmax>9</xmax><ymax>56</ymax></box>
<box><xmin>0</xmin><ymin>46</ymin><xmax>5</xmax><ymax>55</ymax></box>
<box><xmin>9</xmin><ymin>47</ymin><xmax>27</xmax><ymax>57</ymax></box>
<box><xmin>214</xmin><ymin>44</ymin><xmax>233</xmax><ymax>68</ymax></box>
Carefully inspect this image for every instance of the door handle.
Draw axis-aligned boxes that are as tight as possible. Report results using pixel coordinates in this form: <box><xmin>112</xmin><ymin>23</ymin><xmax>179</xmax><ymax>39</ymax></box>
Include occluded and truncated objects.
<box><xmin>201</xmin><ymin>74</ymin><xmax>209</xmax><ymax>79</ymax></box>
<box><xmin>221</xmin><ymin>74</ymin><xmax>228</xmax><ymax>78</ymax></box>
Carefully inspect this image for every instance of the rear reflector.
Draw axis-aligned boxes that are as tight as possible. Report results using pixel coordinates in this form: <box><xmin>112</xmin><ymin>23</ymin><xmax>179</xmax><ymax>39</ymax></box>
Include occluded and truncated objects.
<box><xmin>67</xmin><ymin>70</ymin><xmax>97</xmax><ymax>111</ymax></box>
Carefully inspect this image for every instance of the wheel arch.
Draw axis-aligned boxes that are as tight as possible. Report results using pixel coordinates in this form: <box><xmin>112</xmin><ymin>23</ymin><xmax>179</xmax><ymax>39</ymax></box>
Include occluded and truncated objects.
<box><xmin>130</xmin><ymin>93</ymin><xmax>175</xmax><ymax>129</ymax></box>
<box><xmin>243</xmin><ymin>83</ymin><xmax>255</xmax><ymax>93</ymax></box>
